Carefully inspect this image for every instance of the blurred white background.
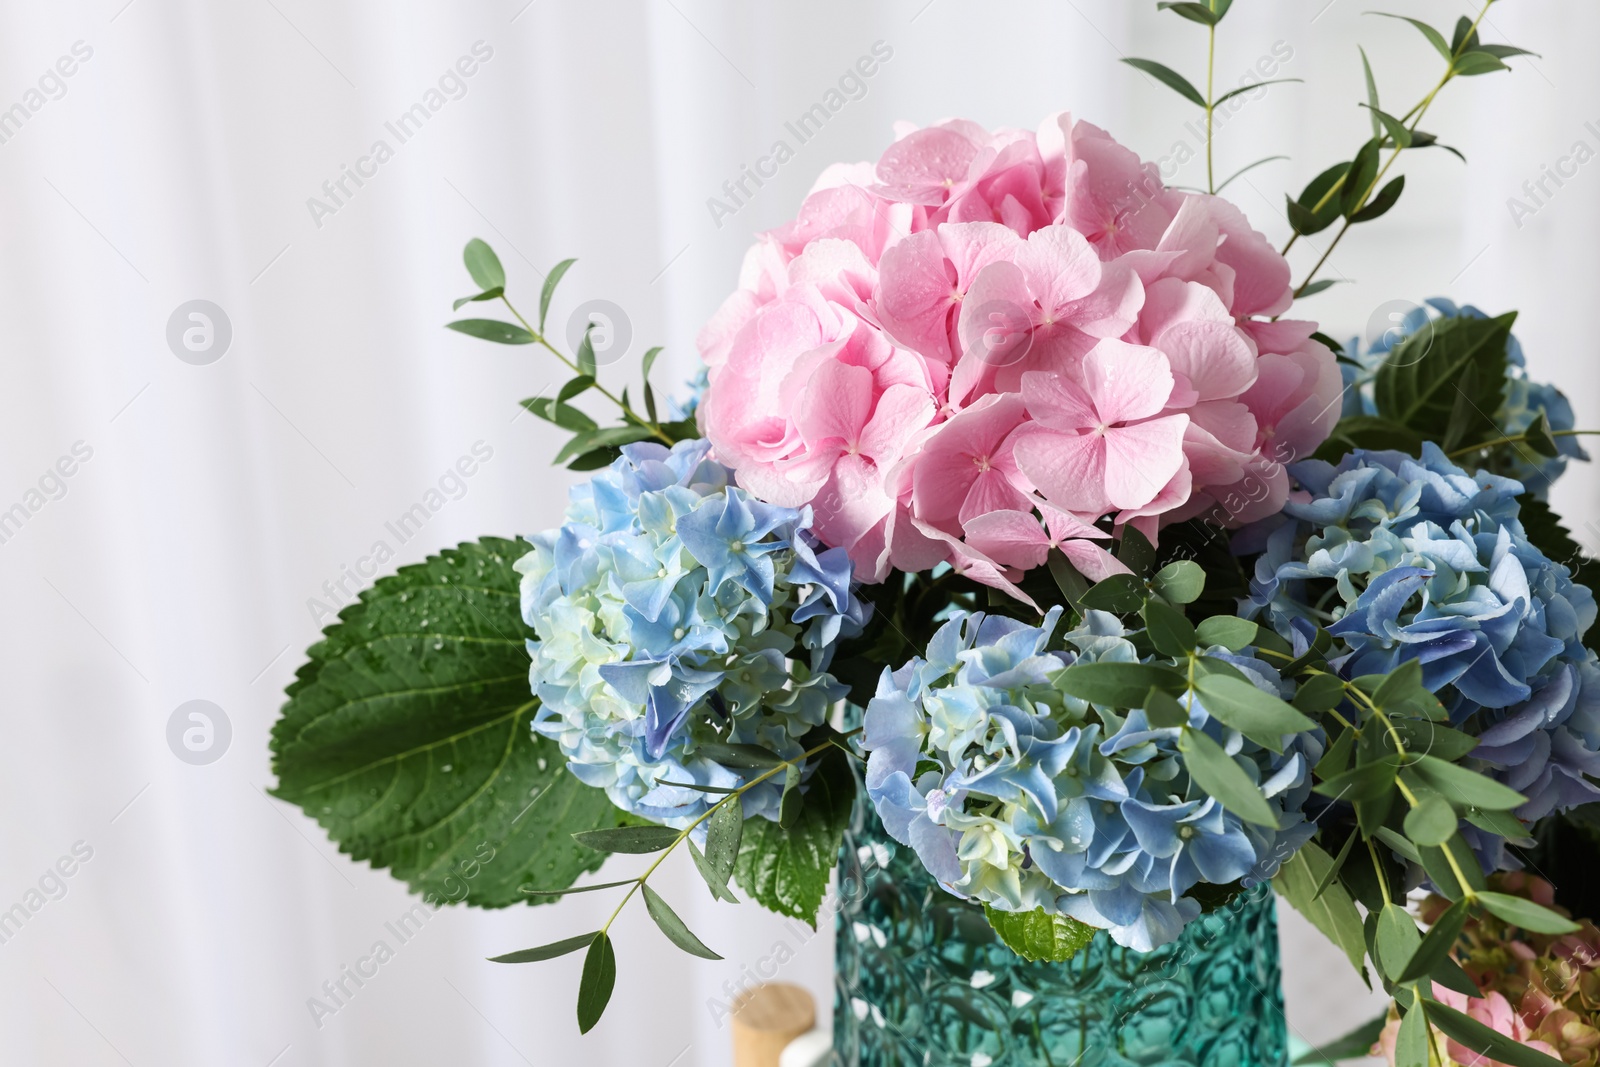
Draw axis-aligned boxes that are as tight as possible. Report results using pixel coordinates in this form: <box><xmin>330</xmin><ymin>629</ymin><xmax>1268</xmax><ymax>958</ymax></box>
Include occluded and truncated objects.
<box><xmin>0</xmin><ymin>0</ymin><xmax>1593</xmax><ymax>1063</ymax></box>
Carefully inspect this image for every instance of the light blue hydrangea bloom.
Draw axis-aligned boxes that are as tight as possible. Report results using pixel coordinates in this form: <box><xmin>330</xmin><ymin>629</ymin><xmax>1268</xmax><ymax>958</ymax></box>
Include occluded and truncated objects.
<box><xmin>860</xmin><ymin>606</ymin><xmax>1321</xmax><ymax>952</ymax></box>
<box><xmin>1341</xmin><ymin>298</ymin><xmax>1586</xmax><ymax>495</ymax></box>
<box><xmin>517</xmin><ymin>439</ymin><xmax>868</xmax><ymax>828</ymax></box>
<box><xmin>1244</xmin><ymin>444</ymin><xmax>1600</xmax><ymax>826</ymax></box>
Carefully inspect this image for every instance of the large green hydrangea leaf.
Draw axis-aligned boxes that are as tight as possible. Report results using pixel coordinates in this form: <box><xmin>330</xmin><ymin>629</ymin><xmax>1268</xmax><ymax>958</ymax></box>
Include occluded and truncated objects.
<box><xmin>733</xmin><ymin>746</ymin><xmax>854</xmax><ymax>925</ymax></box>
<box><xmin>270</xmin><ymin>537</ymin><xmax>632</xmax><ymax>907</ymax></box>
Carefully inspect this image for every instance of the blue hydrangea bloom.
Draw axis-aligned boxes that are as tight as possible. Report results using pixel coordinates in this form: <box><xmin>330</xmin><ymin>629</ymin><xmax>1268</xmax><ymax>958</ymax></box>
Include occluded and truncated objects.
<box><xmin>518</xmin><ymin>439</ymin><xmax>869</xmax><ymax>827</ymax></box>
<box><xmin>1244</xmin><ymin>444</ymin><xmax>1600</xmax><ymax>824</ymax></box>
<box><xmin>1342</xmin><ymin>298</ymin><xmax>1586</xmax><ymax>496</ymax></box>
<box><xmin>860</xmin><ymin>606</ymin><xmax>1321</xmax><ymax>952</ymax></box>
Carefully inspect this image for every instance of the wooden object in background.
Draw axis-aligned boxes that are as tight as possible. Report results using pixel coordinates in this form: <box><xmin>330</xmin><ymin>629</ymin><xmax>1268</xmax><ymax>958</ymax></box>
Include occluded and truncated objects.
<box><xmin>731</xmin><ymin>983</ymin><xmax>816</xmax><ymax>1067</ymax></box>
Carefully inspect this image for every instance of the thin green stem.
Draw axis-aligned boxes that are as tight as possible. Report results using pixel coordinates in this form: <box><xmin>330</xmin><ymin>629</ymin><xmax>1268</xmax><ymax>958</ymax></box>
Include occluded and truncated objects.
<box><xmin>1446</xmin><ymin>428</ymin><xmax>1600</xmax><ymax>459</ymax></box>
<box><xmin>597</xmin><ymin>728</ymin><xmax>862</xmax><ymax>936</ymax></box>
<box><xmin>1205</xmin><ymin>24</ymin><xmax>1217</xmax><ymax>194</ymax></box>
<box><xmin>1368</xmin><ymin>837</ymin><xmax>1393</xmax><ymax>906</ymax></box>
<box><xmin>499</xmin><ymin>294</ymin><xmax>674</xmax><ymax>446</ymax></box>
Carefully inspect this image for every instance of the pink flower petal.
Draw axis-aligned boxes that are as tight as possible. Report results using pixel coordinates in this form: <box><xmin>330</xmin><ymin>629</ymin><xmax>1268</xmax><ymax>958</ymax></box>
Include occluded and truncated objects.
<box><xmin>1020</xmin><ymin>370</ymin><xmax>1099</xmax><ymax>431</ymax></box>
<box><xmin>1155</xmin><ymin>320</ymin><xmax>1258</xmax><ymax>402</ymax></box>
<box><xmin>961</xmin><ymin>509</ymin><xmax>1051</xmax><ymax>569</ymax></box>
<box><xmin>912</xmin><ymin>393</ymin><xmax>1029</xmax><ymax>522</ymax></box>
<box><xmin>874</xmin><ymin>126</ymin><xmax>983</xmax><ymax>204</ymax></box>
<box><xmin>1058</xmin><ymin>539</ymin><xmax>1133</xmax><ymax>582</ymax></box>
<box><xmin>1012</xmin><ymin>427</ymin><xmax>1110</xmax><ymax>515</ymax></box>
<box><xmin>795</xmin><ymin>360</ymin><xmax>874</xmax><ymax>450</ymax></box>
<box><xmin>875</xmin><ymin>231</ymin><xmax>959</xmax><ymax>364</ymax></box>
<box><xmin>859</xmin><ymin>383</ymin><xmax>937</xmax><ymax>465</ymax></box>
<box><xmin>911</xmin><ymin>517</ymin><xmax>1040</xmax><ymax>609</ymax></box>
<box><xmin>1102</xmin><ymin>414</ymin><xmax>1190</xmax><ymax>510</ymax></box>
<box><xmin>1076</xmin><ymin>340</ymin><xmax>1175</xmax><ymax>425</ymax></box>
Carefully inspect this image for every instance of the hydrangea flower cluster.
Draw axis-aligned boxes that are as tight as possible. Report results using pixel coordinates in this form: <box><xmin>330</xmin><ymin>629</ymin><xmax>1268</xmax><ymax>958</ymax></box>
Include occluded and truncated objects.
<box><xmin>1245</xmin><ymin>444</ymin><xmax>1600</xmax><ymax>824</ymax></box>
<box><xmin>697</xmin><ymin>113</ymin><xmax>1342</xmax><ymax>601</ymax></box>
<box><xmin>517</xmin><ymin>439</ymin><xmax>869</xmax><ymax>827</ymax></box>
<box><xmin>859</xmin><ymin>605</ymin><xmax>1321</xmax><ymax>951</ymax></box>
<box><xmin>1340</xmin><ymin>298</ymin><xmax>1587</xmax><ymax>497</ymax></box>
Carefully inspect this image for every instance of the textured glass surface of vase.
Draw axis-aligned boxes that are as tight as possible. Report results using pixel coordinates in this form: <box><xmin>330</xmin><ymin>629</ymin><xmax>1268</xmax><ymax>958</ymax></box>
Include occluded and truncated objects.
<box><xmin>833</xmin><ymin>793</ymin><xmax>1288</xmax><ymax>1067</ymax></box>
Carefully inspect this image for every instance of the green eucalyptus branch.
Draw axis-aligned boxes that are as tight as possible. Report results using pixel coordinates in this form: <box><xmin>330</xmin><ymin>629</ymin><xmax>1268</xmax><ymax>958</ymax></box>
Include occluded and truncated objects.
<box><xmin>497</xmin><ymin>293</ymin><xmax>674</xmax><ymax>446</ymax></box>
<box><xmin>1285</xmin><ymin>0</ymin><xmax>1503</xmax><ymax>296</ymax></box>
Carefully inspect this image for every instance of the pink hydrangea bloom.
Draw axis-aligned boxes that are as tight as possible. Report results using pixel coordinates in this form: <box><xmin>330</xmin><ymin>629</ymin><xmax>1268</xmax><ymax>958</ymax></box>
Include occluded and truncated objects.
<box><xmin>697</xmin><ymin>112</ymin><xmax>1339</xmax><ymax>594</ymax></box>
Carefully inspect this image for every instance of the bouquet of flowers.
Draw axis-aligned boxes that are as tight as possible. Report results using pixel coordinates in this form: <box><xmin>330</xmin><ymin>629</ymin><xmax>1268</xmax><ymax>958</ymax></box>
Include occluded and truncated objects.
<box><xmin>270</xmin><ymin>2</ymin><xmax>1600</xmax><ymax>1061</ymax></box>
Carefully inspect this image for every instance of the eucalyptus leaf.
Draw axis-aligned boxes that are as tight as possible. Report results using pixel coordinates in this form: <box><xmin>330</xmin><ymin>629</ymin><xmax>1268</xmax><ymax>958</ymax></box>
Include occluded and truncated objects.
<box><xmin>576</xmin><ymin>326</ymin><xmax>598</xmax><ymax>379</ymax></box>
<box><xmin>1341</xmin><ymin>138</ymin><xmax>1381</xmax><ymax>216</ymax></box>
<box><xmin>1117</xmin><ymin>525</ymin><xmax>1156</xmax><ymax>576</ymax></box>
<box><xmin>1476</xmin><ymin>891</ymin><xmax>1581</xmax><ymax>934</ymax></box>
<box><xmin>1394</xmin><ymin>995</ymin><xmax>1429</xmax><ymax>1067</ymax></box>
<box><xmin>1452</xmin><ymin>52</ymin><xmax>1509</xmax><ymax>76</ymax></box>
<box><xmin>463</xmin><ymin>237</ymin><xmax>506</xmax><ymax>291</ymax></box>
<box><xmin>1359</xmin><ymin>47</ymin><xmax>1381</xmax><ymax>140</ymax></box>
<box><xmin>1298</xmin><ymin>279</ymin><xmax>1346</xmax><ymax>299</ymax></box>
<box><xmin>447</xmin><ymin>319</ymin><xmax>535</xmax><ymax>345</ymax></box>
<box><xmin>1398</xmin><ymin>898</ymin><xmax>1468</xmax><ymax>982</ymax></box>
<box><xmin>523</xmin><ymin>396</ymin><xmax>599</xmax><ymax>433</ymax></box>
<box><xmin>1192</xmin><ymin>674</ymin><xmax>1316</xmax><ymax>753</ymax></box>
<box><xmin>1178</xmin><ymin>727</ymin><xmax>1279</xmax><ymax>827</ymax></box>
<box><xmin>1145</xmin><ymin>687</ymin><xmax>1190</xmax><ymax>729</ymax></box>
<box><xmin>1294</xmin><ymin>162</ymin><xmax>1352</xmax><ymax>235</ymax></box>
<box><xmin>1408</xmin><ymin>756</ymin><xmax>1526</xmax><ymax>811</ymax></box>
<box><xmin>520</xmin><ymin>878</ymin><xmax>636</xmax><ymax>898</ymax></box>
<box><xmin>453</xmin><ymin>286</ymin><xmax>504</xmax><ymax>310</ymax></box>
<box><xmin>1141</xmin><ymin>600</ymin><xmax>1196</xmax><ymax>657</ymax></box>
<box><xmin>694</xmin><ymin>742</ymin><xmax>784</xmax><ymax>768</ymax></box>
<box><xmin>540</xmin><ymin>258</ymin><xmax>577</xmax><ymax>333</ymax></box>
<box><xmin>779</xmin><ymin>762</ymin><xmax>804</xmax><ymax>829</ymax></box>
<box><xmin>1526</xmin><ymin>411</ymin><xmax>1560</xmax><ymax>458</ymax></box>
<box><xmin>1350</xmin><ymin>175</ymin><xmax>1405</xmax><ymax>223</ymax></box>
<box><xmin>1054</xmin><ymin>661</ymin><xmax>1186</xmax><ymax>708</ymax></box>
<box><xmin>1195</xmin><ymin>616</ymin><xmax>1261</xmax><ymax>652</ymax></box>
<box><xmin>1359</xmin><ymin>105</ymin><xmax>1413</xmax><ymax>149</ymax></box>
<box><xmin>1293</xmin><ymin>673</ymin><xmax>1347</xmax><ymax>714</ymax></box>
<box><xmin>1403</xmin><ymin>795</ymin><xmax>1458</xmax><ymax>846</ymax></box>
<box><xmin>1046</xmin><ymin>549</ymin><xmax>1089</xmax><ymax>609</ymax></box>
<box><xmin>687</xmin><ymin>839</ymin><xmax>739</xmax><ymax>904</ymax></box>
<box><xmin>553</xmin><ymin>425</ymin><xmax>657</xmax><ymax>466</ymax></box>
<box><xmin>1120</xmin><ymin>58</ymin><xmax>1207</xmax><ymax>107</ymax></box>
<box><xmin>572</xmin><ymin>825</ymin><xmax>681</xmax><ymax>854</ymax></box>
<box><xmin>1370</xmin><ymin>13</ymin><xmax>1451</xmax><ymax>60</ymax></box>
<box><xmin>576</xmin><ymin>931</ymin><xmax>616</xmax><ymax>1033</ymax></box>
<box><xmin>1427</xmin><ymin>1000</ymin><xmax>1569</xmax><ymax>1067</ymax></box>
<box><xmin>1213</xmin><ymin>78</ymin><xmax>1302</xmax><ymax>107</ymax></box>
<box><xmin>1079</xmin><ymin>573</ymin><xmax>1147</xmax><ymax>613</ymax></box>
<box><xmin>1151</xmin><ymin>561</ymin><xmax>1205</xmax><ymax>604</ymax></box>
<box><xmin>488</xmin><ymin>931</ymin><xmax>599</xmax><ymax>964</ymax></box>
<box><xmin>702</xmin><ymin>798</ymin><xmax>743</xmax><ymax>895</ymax></box>
<box><xmin>1375</xmin><ymin>902</ymin><xmax>1422</xmax><ymax>981</ymax></box>
<box><xmin>1155</xmin><ymin>1</ymin><xmax>1219</xmax><ymax>27</ymax></box>
<box><xmin>642</xmin><ymin>884</ymin><xmax>723</xmax><ymax>959</ymax></box>
<box><xmin>1274</xmin><ymin>843</ymin><xmax>1369</xmax><ymax>979</ymax></box>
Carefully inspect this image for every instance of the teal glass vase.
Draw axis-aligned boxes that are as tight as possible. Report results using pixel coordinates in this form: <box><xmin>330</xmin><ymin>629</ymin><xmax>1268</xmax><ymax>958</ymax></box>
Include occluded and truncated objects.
<box><xmin>833</xmin><ymin>793</ymin><xmax>1288</xmax><ymax>1067</ymax></box>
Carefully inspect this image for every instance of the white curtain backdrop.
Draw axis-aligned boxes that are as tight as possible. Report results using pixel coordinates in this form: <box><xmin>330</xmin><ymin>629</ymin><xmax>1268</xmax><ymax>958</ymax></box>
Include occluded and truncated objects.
<box><xmin>1</xmin><ymin>1</ymin><xmax>1594</xmax><ymax>1063</ymax></box>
